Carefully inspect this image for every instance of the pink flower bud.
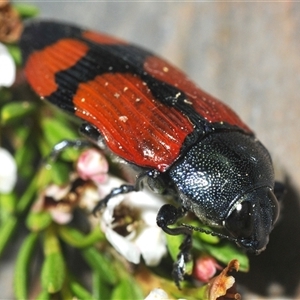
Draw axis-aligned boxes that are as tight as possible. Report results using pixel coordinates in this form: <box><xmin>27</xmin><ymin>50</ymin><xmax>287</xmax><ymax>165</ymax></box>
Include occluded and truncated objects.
<box><xmin>77</xmin><ymin>149</ymin><xmax>108</xmax><ymax>184</ymax></box>
<box><xmin>193</xmin><ymin>256</ymin><xmax>221</xmax><ymax>282</ymax></box>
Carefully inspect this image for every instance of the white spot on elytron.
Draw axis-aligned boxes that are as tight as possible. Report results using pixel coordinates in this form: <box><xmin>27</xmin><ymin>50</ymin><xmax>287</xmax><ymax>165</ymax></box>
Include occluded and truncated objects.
<box><xmin>81</xmin><ymin>98</ymin><xmax>85</xmax><ymax>102</ymax></box>
<box><xmin>175</xmin><ymin>92</ymin><xmax>181</xmax><ymax>99</ymax></box>
<box><xmin>142</xmin><ymin>81</ymin><xmax>147</xmax><ymax>86</ymax></box>
<box><xmin>136</xmin><ymin>98</ymin><xmax>141</xmax><ymax>102</ymax></box>
<box><xmin>82</xmin><ymin>110</ymin><xmax>90</xmax><ymax>117</ymax></box>
<box><xmin>105</xmin><ymin>82</ymin><xmax>109</xmax><ymax>86</ymax></box>
<box><xmin>163</xmin><ymin>66</ymin><xmax>169</xmax><ymax>72</ymax></box>
<box><xmin>114</xmin><ymin>93</ymin><xmax>120</xmax><ymax>98</ymax></box>
<box><xmin>119</xmin><ymin>116</ymin><xmax>128</xmax><ymax>123</ymax></box>
<box><xmin>123</xmin><ymin>86</ymin><xmax>128</xmax><ymax>92</ymax></box>
<box><xmin>143</xmin><ymin>148</ymin><xmax>155</xmax><ymax>158</ymax></box>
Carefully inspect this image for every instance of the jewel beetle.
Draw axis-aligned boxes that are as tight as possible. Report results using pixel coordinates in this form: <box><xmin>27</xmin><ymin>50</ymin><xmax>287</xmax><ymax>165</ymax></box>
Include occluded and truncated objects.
<box><xmin>20</xmin><ymin>20</ymin><xmax>281</xmax><ymax>286</ymax></box>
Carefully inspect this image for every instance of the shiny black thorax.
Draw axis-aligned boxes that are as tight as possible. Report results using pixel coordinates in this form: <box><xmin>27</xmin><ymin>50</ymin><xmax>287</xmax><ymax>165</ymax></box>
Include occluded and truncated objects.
<box><xmin>169</xmin><ymin>131</ymin><xmax>274</xmax><ymax>225</ymax></box>
<box><xmin>167</xmin><ymin>131</ymin><xmax>278</xmax><ymax>251</ymax></box>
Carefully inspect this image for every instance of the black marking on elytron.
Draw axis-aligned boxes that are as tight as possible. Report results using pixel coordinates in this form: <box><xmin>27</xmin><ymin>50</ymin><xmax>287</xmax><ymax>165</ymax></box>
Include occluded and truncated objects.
<box><xmin>50</xmin><ymin>38</ymin><xmax>246</xmax><ymax>146</ymax></box>
<box><xmin>20</xmin><ymin>20</ymin><xmax>84</xmax><ymax>64</ymax></box>
<box><xmin>50</xmin><ymin>40</ymin><xmax>209</xmax><ymax>148</ymax></box>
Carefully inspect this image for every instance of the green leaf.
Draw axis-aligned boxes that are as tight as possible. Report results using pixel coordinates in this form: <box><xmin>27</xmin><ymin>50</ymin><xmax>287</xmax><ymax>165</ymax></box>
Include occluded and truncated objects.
<box><xmin>16</xmin><ymin>172</ymin><xmax>39</xmax><ymax>214</ymax></box>
<box><xmin>0</xmin><ymin>216</ymin><xmax>18</xmax><ymax>256</ymax></box>
<box><xmin>41</xmin><ymin>117</ymin><xmax>79</xmax><ymax>161</ymax></box>
<box><xmin>194</xmin><ymin>284</ymin><xmax>209</xmax><ymax>300</ymax></box>
<box><xmin>13</xmin><ymin>125</ymin><xmax>38</xmax><ymax>178</ymax></box>
<box><xmin>165</xmin><ymin>231</ymin><xmax>183</xmax><ymax>262</ymax></box>
<box><xmin>111</xmin><ymin>277</ymin><xmax>144</xmax><ymax>300</ymax></box>
<box><xmin>36</xmin><ymin>290</ymin><xmax>50</xmax><ymax>300</ymax></box>
<box><xmin>6</xmin><ymin>44</ymin><xmax>22</xmax><ymax>66</ymax></box>
<box><xmin>26</xmin><ymin>211</ymin><xmax>52</xmax><ymax>232</ymax></box>
<box><xmin>92</xmin><ymin>271</ymin><xmax>112</xmax><ymax>300</ymax></box>
<box><xmin>58</xmin><ymin>226</ymin><xmax>104</xmax><ymax>248</ymax></box>
<box><xmin>1</xmin><ymin>101</ymin><xmax>37</xmax><ymax>124</ymax></box>
<box><xmin>41</xmin><ymin>227</ymin><xmax>66</xmax><ymax>293</ymax></box>
<box><xmin>15</xmin><ymin>142</ymin><xmax>37</xmax><ymax>178</ymax></box>
<box><xmin>69</xmin><ymin>279</ymin><xmax>95</xmax><ymax>300</ymax></box>
<box><xmin>14</xmin><ymin>232</ymin><xmax>39</xmax><ymax>300</ymax></box>
<box><xmin>51</xmin><ymin>160</ymin><xmax>72</xmax><ymax>185</ymax></box>
<box><xmin>81</xmin><ymin>247</ymin><xmax>118</xmax><ymax>285</ymax></box>
<box><xmin>14</xmin><ymin>4</ymin><xmax>39</xmax><ymax>18</ymax></box>
<box><xmin>41</xmin><ymin>252</ymin><xmax>66</xmax><ymax>293</ymax></box>
<box><xmin>0</xmin><ymin>193</ymin><xmax>16</xmax><ymax>220</ymax></box>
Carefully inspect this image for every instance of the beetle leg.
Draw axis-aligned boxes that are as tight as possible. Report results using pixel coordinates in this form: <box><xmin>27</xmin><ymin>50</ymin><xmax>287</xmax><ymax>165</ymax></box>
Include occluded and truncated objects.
<box><xmin>92</xmin><ymin>184</ymin><xmax>137</xmax><ymax>214</ymax></box>
<box><xmin>47</xmin><ymin>139</ymin><xmax>91</xmax><ymax>162</ymax></box>
<box><xmin>156</xmin><ymin>204</ymin><xmax>192</xmax><ymax>288</ymax></box>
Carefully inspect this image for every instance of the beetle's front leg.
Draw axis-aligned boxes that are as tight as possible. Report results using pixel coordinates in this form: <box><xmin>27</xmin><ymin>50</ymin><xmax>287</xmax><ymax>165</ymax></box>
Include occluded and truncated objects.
<box><xmin>156</xmin><ymin>204</ymin><xmax>193</xmax><ymax>288</ymax></box>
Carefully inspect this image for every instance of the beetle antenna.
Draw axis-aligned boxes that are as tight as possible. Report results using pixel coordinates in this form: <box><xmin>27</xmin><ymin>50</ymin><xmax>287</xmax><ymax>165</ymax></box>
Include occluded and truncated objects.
<box><xmin>181</xmin><ymin>223</ymin><xmax>238</xmax><ymax>242</ymax></box>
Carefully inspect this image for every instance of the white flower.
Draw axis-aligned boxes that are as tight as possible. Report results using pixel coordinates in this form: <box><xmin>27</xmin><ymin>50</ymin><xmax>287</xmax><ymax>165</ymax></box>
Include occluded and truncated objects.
<box><xmin>0</xmin><ymin>147</ymin><xmax>17</xmax><ymax>193</ymax></box>
<box><xmin>99</xmin><ymin>176</ymin><xmax>167</xmax><ymax>266</ymax></box>
<box><xmin>144</xmin><ymin>288</ymin><xmax>169</xmax><ymax>300</ymax></box>
<box><xmin>0</xmin><ymin>43</ymin><xmax>16</xmax><ymax>87</ymax></box>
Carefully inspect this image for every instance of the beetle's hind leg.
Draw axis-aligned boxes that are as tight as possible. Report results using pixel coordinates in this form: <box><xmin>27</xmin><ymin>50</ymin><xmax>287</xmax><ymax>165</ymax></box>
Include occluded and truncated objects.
<box><xmin>156</xmin><ymin>204</ymin><xmax>193</xmax><ymax>288</ymax></box>
<box><xmin>92</xmin><ymin>184</ymin><xmax>137</xmax><ymax>214</ymax></box>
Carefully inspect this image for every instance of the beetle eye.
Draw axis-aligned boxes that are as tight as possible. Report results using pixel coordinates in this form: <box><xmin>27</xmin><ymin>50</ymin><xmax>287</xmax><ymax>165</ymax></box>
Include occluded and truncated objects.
<box><xmin>225</xmin><ymin>201</ymin><xmax>253</xmax><ymax>238</ymax></box>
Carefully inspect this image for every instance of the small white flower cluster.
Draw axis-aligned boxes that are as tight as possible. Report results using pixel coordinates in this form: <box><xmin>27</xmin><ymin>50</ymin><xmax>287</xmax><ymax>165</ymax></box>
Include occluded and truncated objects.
<box><xmin>0</xmin><ymin>43</ymin><xmax>16</xmax><ymax>193</ymax></box>
<box><xmin>0</xmin><ymin>147</ymin><xmax>17</xmax><ymax>194</ymax></box>
<box><xmin>0</xmin><ymin>42</ymin><xmax>15</xmax><ymax>88</ymax></box>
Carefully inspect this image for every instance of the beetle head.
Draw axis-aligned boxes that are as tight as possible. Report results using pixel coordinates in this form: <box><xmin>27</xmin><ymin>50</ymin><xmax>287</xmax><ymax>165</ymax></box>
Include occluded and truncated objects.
<box><xmin>224</xmin><ymin>186</ymin><xmax>279</xmax><ymax>253</ymax></box>
<box><xmin>169</xmin><ymin>131</ymin><xmax>280</xmax><ymax>253</ymax></box>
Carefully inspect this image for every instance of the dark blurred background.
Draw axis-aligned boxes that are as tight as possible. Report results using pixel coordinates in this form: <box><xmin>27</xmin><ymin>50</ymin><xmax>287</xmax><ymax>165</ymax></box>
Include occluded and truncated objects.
<box><xmin>2</xmin><ymin>2</ymin><xmax>300</xmax><ymax>299</ymax></box>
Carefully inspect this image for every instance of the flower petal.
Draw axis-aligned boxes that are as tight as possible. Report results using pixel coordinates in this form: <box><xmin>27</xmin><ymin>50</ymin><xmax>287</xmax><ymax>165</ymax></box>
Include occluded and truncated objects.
<box><xmin>144</xmin><ymin>288</ymin><xmax>169</xmax><ymax>300</ymax></box>
<box><xmin>105</xmin><ymin>226</ymin><xmax>141</xmax><ymax>264</ymax></box>
<box><xmin>0</xmin><ymin>43</ymin><xmax>16</xmax><ymax>87</ymax></box>
<box><xmin>0</xmin><ymin>147</ymin><xmax>17</xmax><ymax>193</ymax></box>
<box><xmin>135</xmin><ymin>226</ymin><xmax>167</xmax><ymax>266</ymax></box>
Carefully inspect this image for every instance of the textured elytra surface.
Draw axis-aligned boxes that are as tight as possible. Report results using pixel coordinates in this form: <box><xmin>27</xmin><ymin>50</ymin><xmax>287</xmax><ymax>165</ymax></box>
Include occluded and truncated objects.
<box><xmin>21</xmin><ymin>21</ymin><xmax>252</xmax><ymax>172</ymax></box>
